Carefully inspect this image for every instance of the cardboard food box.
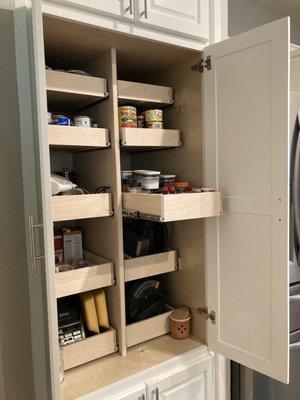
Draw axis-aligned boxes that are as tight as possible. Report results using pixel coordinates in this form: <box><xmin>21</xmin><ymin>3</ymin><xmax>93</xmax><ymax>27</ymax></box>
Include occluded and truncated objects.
<box><xmin>63</xmin><ymin>229</ymin><xmax>83</xmax><ymax>265</ymax></box>
<box><xmin>54</xmin><ymin>234</ymin><xmax>63</xmax><ymax>266</ymax></box>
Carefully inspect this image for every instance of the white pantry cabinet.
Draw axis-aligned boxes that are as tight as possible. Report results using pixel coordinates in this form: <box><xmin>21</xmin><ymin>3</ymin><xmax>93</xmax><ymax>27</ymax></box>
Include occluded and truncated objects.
<box><xmin>135</xmin><ymin>0</ymin><xmax>209</xmax><ymax>40</ymax></box>
<box><xmin>41</xmin><ymin>0</ymin><xmax>217</xmax><ymax>49</ymax></box>
<box><xmin>3</xmin><ymin>1</ymin><xmax>293</xmax><ymax>399</ymax></box>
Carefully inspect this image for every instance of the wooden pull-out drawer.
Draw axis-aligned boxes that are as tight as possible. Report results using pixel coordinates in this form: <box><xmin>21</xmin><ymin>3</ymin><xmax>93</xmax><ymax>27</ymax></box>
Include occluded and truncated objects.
<box><xmin>46</xmin><ymin>70</ymin><xmax>108</xmax><ymax>111</ymax></box>
<box><xmin>126</xmin><ymin>307</ymin><xmax>173</xmax><ymax>347</ymax></box>
<box><xmin>48</xmin><ymin>125</ymin><xmax>110</xmax><ymax>150</ymax></box>
<box><xmin>123</xmin><ymin>192</ymin><xmax>221</xmax><ymax>222</ymax></box>
<box><xmin>125</xmin><ymin>250</ymin><xmax>177</xmax><ymax>282</ymax></box>
<box><xmin>52</xmin><ymin>193</ymin><xmax>112</xmax><ymax>222</ymax></box>
<box><xmin>56</xmin><ymin>251</ymin><xmax>114</xmax><ymax>298</ymax></box>
<box><xmin>120</xmin><ymin>127</ymin><xmax>180</xmax><ymax>150</ymax></box>
<box><xmin>118</xmin><ymin>80</ymin><xmax>173</xmax><ymax>105</ymax></box>
<box><xmin>63</xmin><ymin>328</ymin><xmax>116</xmax><ymax>370</ymax></box>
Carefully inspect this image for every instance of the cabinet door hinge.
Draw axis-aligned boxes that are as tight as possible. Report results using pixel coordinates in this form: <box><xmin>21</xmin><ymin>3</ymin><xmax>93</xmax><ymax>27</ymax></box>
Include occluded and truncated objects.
<box><xmin>191</xmin><ymin>55</ymin><xmax>211</xmax><ymax>73</ymax></box>
<box><xmin>197</xmin><ymin>307</ymin><xmax>216</xmax><ymax>324</ymax></box>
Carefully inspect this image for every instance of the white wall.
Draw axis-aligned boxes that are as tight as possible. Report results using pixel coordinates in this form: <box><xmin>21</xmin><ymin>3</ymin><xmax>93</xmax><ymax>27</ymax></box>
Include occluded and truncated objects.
<box><xmin>228</xmin><ymin>0</ymin><xmax>300</xmax><ymax>45</ymax></box>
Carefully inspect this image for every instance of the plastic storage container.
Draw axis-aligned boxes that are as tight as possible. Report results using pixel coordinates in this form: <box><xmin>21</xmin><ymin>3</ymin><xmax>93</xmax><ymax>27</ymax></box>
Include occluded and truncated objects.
<box><xmin>134</xmin><ymin>170</ymin><xmax>160</xmax><ymax>190</ymax></box>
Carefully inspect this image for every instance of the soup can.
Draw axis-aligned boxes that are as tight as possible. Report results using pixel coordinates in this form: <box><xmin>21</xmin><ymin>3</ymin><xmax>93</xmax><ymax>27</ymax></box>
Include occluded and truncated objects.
<box><xmin>74</xmin><ymin>115</ymin><xmax>91</xmax><ymax>128</ymax></box>
<box><xmin>144</xmin><ymin>109</ymin><xmax>163</xmax><ymax>122</ymax></box>
<box><xmin>119</xmin><ymin>106</ymin><xmax>137</xmax><ymax>127</ymax></box>
<box><xmin>146</xmin><ymin>121</ymin><xmax>163</xmax><ymax>129</ymax></box>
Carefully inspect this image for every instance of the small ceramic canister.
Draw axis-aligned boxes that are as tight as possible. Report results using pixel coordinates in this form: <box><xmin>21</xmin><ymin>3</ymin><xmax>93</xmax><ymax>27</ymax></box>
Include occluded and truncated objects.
<box><xmin>170</xmin><ymin>307</ymin><xmax>191</xmax><ymax>340</ymax></box>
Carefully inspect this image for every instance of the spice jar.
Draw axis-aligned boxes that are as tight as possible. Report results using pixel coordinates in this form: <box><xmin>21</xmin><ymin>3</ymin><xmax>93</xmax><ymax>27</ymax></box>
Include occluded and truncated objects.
<box><xmin>170</xmin><ymin>307</ymin><xmax>191</xmax><ymax>340</ymax></box>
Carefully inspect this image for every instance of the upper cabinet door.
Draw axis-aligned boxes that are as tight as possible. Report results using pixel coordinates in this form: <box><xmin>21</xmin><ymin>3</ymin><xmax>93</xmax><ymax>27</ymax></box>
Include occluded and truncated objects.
<box><xmin>51</xmin><ymin>0</ymin><xmax>134</xmax><ymax>20</ymax></box>
<box><xmin>204</xmin><ymin>18</ymin><xmax>290</xmax><ymax>383</ymax></box>
<box><xmin>136</xmin><ymin>0</ymin><xmax>209</xmax><ymax>40</ymax></box>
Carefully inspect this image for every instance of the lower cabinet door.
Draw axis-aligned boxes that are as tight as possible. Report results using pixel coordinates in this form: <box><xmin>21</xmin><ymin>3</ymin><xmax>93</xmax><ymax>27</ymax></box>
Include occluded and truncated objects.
<box><xmin>113</xmin><ymin>387</ymin><xmax>146</xmax><ymax>400</ymax></box>
<box><xmin>147</xmin><ymin>356</ymin><xmax>214</xmax><ymax>400</ymax></box>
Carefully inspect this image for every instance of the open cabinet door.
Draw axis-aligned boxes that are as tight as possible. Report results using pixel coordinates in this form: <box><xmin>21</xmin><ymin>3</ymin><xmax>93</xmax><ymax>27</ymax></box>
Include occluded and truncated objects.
<box><xmin>204</xmin><ymin>18</ymin><xmax>290</xmax><ymax>383</ymax></box>
<box><xmin>0</xmin><ymin>2</ymin><xmax>60</xmax><ymax>398</ymax></box>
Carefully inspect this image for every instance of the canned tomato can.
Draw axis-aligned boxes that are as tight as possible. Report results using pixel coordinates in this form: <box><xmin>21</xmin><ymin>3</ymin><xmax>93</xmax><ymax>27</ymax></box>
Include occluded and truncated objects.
<box><xmin>146</xmin><ymin>121</ymin><xmax>163</xmax><ymax>129</ymax></box>
<box><xmin>74</xmin><ymin>115</ymin><xmax>91</xmax><ymax>128</ymax></box>
<box><xmin>119</xmin><ymin>106</ymin><xmax>137</xmax><ymax>128</ymax></box>
<box><xmin>144</xmin><ymin>109</ymin><xmax>163</xmax><ymax>122</ymax></box>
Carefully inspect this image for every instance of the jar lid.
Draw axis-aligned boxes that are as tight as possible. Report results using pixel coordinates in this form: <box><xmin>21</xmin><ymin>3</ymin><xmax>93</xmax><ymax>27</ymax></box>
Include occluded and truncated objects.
<box><xmin>160</xmin><ymin>175</ymin><xmax>176</xmax><ymax>179</ymax></box>
<box><xmin>170</xmin><ymin>307</ymin><xmax>191</xmax><ymax>321</ymax></box>
<box><xmin>134</xmin><ymin>170</ymin><xmax>161</xmax><ymax>176</ymax></box>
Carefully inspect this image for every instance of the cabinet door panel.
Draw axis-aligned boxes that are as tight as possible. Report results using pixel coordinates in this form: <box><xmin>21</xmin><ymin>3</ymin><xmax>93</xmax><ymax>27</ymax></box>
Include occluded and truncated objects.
<box><xmin>114</xmin><ymin>387</ymin><xmax>146</xmax><ymax>399</ymax></box>
<box><xmin>204</xmin><ymin>18</ymin><xmax>290</xmax><ymax>383</ymax></box>
<box><xmin>148</xmin><ymin>357</ymin><xmax>214</xmax><ymax>400</ymax></box>
<box><xmin>136</xmin><ymin>0</ymin><xmax>209</xmax><ymax>39</ymax></box>
<box><xmin>51</xmin><ymin>0</ymin><xmax>134</xmax><ymax>20</ymax></box>
<box><xmin>1</xmin><ymin>1</ymin><xmax>60</xmax><ymax>398</ymax></box>
<box><xmin>160</xmin><ymin>375</ymin><xmax>205</xmax><ymax>400</ymax></box>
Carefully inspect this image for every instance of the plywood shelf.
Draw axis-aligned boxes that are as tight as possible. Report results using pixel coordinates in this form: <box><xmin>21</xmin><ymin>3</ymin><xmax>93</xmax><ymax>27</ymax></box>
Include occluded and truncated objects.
<box><xmin>62</xmin><ymin>328</ymin><xmax>117</xmax><ymax>370</ymax></box>
<box><xmin>120</xmin><ymin>127</ymin><xmax>180</xmax><ymax>150</ymax></box>
<box><xmin>52</xmin><ymin>193</ymin><xmax>112</xmax><ymax>222</ymax></box>
<box><xmin>123</xmin><ymin>192</ymin><xmax>221</xmax><ymax>222</ymax></box>
<box><xmin>126</xmin><ymin>308</ymin><xmax>173</xmax><ymax>347</ymax></box>
<box><xmin>46</xmin><ymin>70</ymin><xmax>108</xmax><ymax>111</ymax></box>
<box><xmin>118</xmin><ymin>80</ymin><xmax>173</xmax><ymax>106</ymax></box>
<box><xmin>125</xmin><ymin>250</ymin><xmax>177</xmax><ymax>282</ymax></box>
<box><xmin>48</xmin><ymin>125</ymin><xmax>110</xmax><ymax>150</ymax></box>
<box><xmin>56</xmin><ymin>251</ymin><xmax>114</xmax><ymax>298</ymax></box>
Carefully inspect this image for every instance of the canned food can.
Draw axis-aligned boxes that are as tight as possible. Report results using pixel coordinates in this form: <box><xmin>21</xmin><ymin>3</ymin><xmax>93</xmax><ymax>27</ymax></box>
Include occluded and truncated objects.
<box><xmin>146</xmin><ymin>121</ymin><xmax>163</xmax><ymax>129</ymax></box>
<box><xmin>74</xmin><ymin>115</ymin><xmax>91</xmax><ymax>128</ymax></box>
<box><xmin>52</xmin><ymin>114</ymin><xmax>71</xmax><ymax>126</ymax></box>
<box><xmin>144</xmin><ymin>109</ymin><xmax>163</xmax><ymax>122</ymax></box>
<box><xmin>119</xmin><ymin>106</ymin><xmax>137</xmax><ymax>128</ymax></box>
